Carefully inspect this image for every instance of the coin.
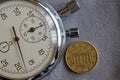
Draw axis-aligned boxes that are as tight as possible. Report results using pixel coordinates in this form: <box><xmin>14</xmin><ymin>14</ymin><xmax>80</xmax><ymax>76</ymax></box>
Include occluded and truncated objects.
<box><xmin>65</xmin><ymin>41</ymin><xmax>98</xmax><ymax>74</ymax></box>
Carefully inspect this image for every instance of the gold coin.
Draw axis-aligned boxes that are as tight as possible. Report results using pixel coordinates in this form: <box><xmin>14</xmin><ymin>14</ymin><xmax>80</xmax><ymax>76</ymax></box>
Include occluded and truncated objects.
<box><xmin>65</xmin><ymin>41</ymin><xmax>98</xmax><ymax>74</ymax></box>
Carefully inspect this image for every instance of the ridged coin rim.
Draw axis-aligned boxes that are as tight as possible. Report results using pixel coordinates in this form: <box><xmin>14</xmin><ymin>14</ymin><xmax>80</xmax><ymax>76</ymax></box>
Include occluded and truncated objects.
<box><xmin>65</xmin><ymin>41</ymin><xmax>98</xmax><ymax>74</ymax></box>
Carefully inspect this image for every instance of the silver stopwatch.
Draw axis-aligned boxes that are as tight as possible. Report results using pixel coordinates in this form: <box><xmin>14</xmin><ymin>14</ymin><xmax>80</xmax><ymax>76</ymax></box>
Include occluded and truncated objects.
<box><xmin>0</xmin><ymin>0</ymin><xmax>79</xmax><ymax>80</ymax></box>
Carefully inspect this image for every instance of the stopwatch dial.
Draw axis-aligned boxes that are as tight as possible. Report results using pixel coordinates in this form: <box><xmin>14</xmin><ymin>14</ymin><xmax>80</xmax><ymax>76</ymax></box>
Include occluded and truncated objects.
<box><xmin>20</xmin><ymin>16</ymin><xmax>46</xmax><ymax>43</ymax></box>
<box><xmin>0</xmin><ymin>0</ymin><xmax>58</xmax><ymax>79</ymax></box>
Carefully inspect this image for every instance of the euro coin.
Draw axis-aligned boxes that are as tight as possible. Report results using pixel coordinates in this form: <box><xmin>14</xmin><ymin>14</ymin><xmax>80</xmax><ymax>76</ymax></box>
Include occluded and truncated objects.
<box><xmin>65</xmin><ymin>41</ymin><xmax>98</xmax><ymax>73</ymax></box>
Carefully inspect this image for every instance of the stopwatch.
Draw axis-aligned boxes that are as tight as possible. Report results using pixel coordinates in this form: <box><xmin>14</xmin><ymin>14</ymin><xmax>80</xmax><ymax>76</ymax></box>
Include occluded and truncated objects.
<box><xmin>0</xmin><ymin>0</ymin><xmax>79</xmax><ymax>80</ymax></box>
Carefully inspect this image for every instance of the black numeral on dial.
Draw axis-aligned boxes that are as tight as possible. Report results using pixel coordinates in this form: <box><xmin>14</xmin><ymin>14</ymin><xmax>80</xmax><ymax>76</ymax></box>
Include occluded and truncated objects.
<box><xmin>42</xmin><ymin>36</ymin><xmax>48</xmax><ymax>41</ymax></box>
<box><xmin>13</xmin><ymin>7</ymin><xmax>21</xmax><ymax>16</ymax></box>
<box><xmin>0</xmin><ymin>13</ymin><xmax>8</xmax><ymax>20</ymax></box>
<box><xmin>1</xmin><ymin>59</ymin><xmax>8</xmax><ymax>67</ymax></box>
<box><xmin>14</xmin><ymin>62</ymin><xmax>22</xmax><ymax>71</ymax></box>
<box><xmin>27</xmin><ymin>11</ymin><xmax>34</xmax><ymax>17</ymax></box>
<box><xmin>28</xmin><ymin>59</ymin><xmax>35</xmax><ymax>66</ymax></box>
<box><xmin>38</xmin><ymin>49</ymin><xmax>45</xmax><ymax>55</ymax></box>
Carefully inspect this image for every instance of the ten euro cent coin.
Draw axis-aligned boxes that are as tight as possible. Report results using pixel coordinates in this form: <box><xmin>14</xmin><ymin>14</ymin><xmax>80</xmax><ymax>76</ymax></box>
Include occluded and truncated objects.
<box><xmin>65</xmin><ymin>41</ymin><xmax>98</xmax><ymax>73</ymax></box>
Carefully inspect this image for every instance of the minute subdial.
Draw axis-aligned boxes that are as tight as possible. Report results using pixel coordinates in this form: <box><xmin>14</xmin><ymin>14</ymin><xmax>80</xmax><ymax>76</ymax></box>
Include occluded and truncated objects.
<box><xmin>20</xmin><ymin>16</ymin><xmax>46</xmax><ymax>43</ymax></box>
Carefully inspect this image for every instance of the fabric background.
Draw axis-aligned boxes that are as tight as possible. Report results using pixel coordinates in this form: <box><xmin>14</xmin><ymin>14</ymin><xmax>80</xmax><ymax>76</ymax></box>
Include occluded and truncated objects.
<box><xmin>0</xmin><ymin>0</ymin><xmax>120</xmax><ymax>80</ymax></box>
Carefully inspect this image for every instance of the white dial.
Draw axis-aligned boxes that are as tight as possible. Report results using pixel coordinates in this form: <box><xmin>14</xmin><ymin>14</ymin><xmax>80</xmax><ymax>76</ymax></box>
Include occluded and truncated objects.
<box><xmin>0</xmin><ymin>0</ymin><xmax>58</xmax><ymax>79</ymax></box>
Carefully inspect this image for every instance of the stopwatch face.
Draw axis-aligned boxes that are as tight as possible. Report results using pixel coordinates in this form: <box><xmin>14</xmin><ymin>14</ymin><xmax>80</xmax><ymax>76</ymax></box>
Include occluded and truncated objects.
<box><xmin>0</xmin><ymin>0</ymin><xmax>60</xmax><ymax>79</ymax></box>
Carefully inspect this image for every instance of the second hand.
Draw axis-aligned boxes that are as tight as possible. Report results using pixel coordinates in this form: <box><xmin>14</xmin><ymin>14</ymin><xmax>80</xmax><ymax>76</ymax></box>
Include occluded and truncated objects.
<box><xmin>12</xmin><ymin>26</ymin><xmax>27</xmax><ymax>71</ymax></box>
